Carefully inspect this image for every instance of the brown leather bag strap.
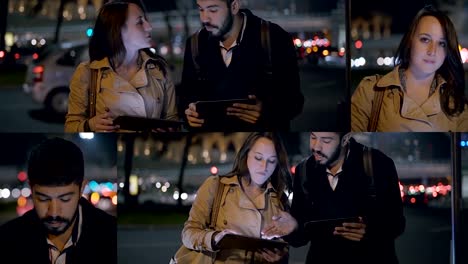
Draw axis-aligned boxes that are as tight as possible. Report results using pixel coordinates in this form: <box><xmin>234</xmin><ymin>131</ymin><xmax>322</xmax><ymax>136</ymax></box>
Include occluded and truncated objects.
<box><xmin>191</xmin><ymin>29</ymin><xmax>201</xmax><ymax>76</ymax></box>
<box><xmin>260</xmin><ymin>19</ymin><xmax>272</xmax><ymax>75</ymax></box>
<box><xmin>362</xmin><ymin>146</ymin><xmax>376</xmax><ymax>199</ymax></box>
<box><xmin>88</xmin><ymin>68</ymin><xmax>98</xmax><ymax>118</ymax></box>
<box><xmin>367</xmin><ymin>75</ymin><xmax>385</xmax><ymax>132</ymax></box>
<box><xmin>209</xmin><ymin>176</ymin><xmax>225</xmax><ymax>230</ymax></box>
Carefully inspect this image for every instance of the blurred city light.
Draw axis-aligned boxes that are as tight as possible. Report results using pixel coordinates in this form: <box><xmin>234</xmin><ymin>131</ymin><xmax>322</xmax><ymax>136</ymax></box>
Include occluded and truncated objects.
<box><xmin>11</xmin><ymin>188</ymin><xmax>21</xmax><ymax>199</ymax></box>
<box><xmin>210</xmin><ymin>166</ymin><xmax>218</xmax><ymax>175</ymax></box>
<box><xmin>79</xmin><ymin>133</ymin><xmax>94</xmax><ymax>139</ymax></box>
<box><xmin>86</xmin><ymin>27</ymin><xmax>94</xmax><ymax>37</ymax></box>
<box><xmin>1</xmin><ymin>188</ymin><xmax>11</xmax><ymax>199</ymax></box>
<box><xmin>89</xmin><ymin>180</ymin><xmax>100</xmax><ymax>192</ymax></box>
<box><xmin>354</xmin><ymin>40</ymin><xmax>363</xmax><ymax>49</ymax></box>
<box><xmin>21</xmin><ymin>187</ymin><xmax>31</xmax><ymax>197</ymax></box>
<box><xmin>290</xmin><ymin>165</ymin><xmax>296</xmax><ymax>174</ymax></box>
<box><xmin>17</xmin><ymin>171</ymin><xmax>27</xmax><ymax>182</ymax></box>
<box><xmin>17</xmin><ymin>196</ymin><xmax>27</xmax><ymax>207</ymax></box>
<box><xmin>90</xmin><ymin>192</ymin><xmax>100</xmax><ymax>205</ymax></box>
<box><xmin>129</xmin><ymin>175</ymin><xmax>139</xmax><ymax>195</ymax></box>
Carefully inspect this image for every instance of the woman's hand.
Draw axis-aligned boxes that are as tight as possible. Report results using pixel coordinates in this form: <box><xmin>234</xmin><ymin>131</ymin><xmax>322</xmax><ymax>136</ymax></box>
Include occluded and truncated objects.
<box><xmin>185</xmin><ymin>103</ymin><xmax>204</xmax><ymax>127</ymax></box>
<box><xmin>261</xmin><ymin>211</ymin><xmax>298</xmax><ymax>239</ymax></box>
<box><xmin>88</xmin><ymin>107</ymin><xmax>119</xmax><ymax>132</ymax></box>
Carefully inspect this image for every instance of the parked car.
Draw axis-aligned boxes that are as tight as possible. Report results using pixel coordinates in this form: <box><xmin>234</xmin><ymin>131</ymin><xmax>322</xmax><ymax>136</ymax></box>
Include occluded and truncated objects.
<box><xmin>23</xmin><ymin>42</ymin><xmax>88</xmax><ymax>114</ymax></box>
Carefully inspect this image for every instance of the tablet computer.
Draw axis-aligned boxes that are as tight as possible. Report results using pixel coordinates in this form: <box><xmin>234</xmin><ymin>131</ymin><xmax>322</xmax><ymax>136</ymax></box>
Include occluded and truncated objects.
<box><xmin>113</xmin><ymin>116</ymin><xmax>183</xmax><ymax>131</ymax></box>
<box><xmin>217</xmin><ymin>234</ymin><xmax>287</xmax><ymax>251</ymax></box>
<box><xmin>195</xmin><ymin>98</ymin><xmax>256</xmax><ymax>119</ymax></box>
<box><xmin>304</xmin><ymin>217</ymin><xmax>360</xmax><ymax>234</ymax></box>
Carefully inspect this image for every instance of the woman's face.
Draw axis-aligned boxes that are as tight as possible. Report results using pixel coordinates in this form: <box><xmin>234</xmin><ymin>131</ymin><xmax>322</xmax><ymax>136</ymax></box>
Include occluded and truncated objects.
<box><xmin>246</xmin><ymin>137</ymin><xmax>278</xmax><ymax>187</ymax></box>
<box><xmin>409</xmin><ymin>16</ymin><xmax>447</xmax><ymax>77</ymax></box>
<box><xmin>121</xmin><ymin>3</ymin><xmax>153</xmax><ymax>52</ymax></box>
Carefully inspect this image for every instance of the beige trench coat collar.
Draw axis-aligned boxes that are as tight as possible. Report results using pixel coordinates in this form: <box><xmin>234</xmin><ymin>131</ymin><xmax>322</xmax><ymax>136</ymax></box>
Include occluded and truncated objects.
<box><xmin>220</xmin><ymin>176</ymin><xmax>277</xmax><ymax>211</ymax></box>
<box><xmin>88</xmin><ymin>50</ymin><xmax>165</xmax><ymax>89</ymax></box>
<box><xmin>377</xmin><ymin>66</ymin><xmax>447</xmax><ymax>120</ymax></box>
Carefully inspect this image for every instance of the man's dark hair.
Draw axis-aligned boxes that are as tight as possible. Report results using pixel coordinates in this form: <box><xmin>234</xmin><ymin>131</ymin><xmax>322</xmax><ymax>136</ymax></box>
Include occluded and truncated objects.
<box><xmin>221</xmin><ymin>0</ymin><xmax>234</xmax><ymax>7</ymax></box>
<box><xmin>28</xmin><ymin>137</ymin><xmax>84</xmax><ymax>187</ymax></box>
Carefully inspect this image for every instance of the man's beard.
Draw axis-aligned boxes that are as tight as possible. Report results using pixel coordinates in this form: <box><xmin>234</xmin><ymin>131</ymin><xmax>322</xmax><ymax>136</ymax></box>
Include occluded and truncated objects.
<box><xmin>204</xmin><ymin>12</ymin><xmax>234</xmax><ymax>40</ymax></box>
<box><xmin>313</xmin><ymin>146</ymin><xmax>341</xmax><ymax>167</ymax></box>
<box><xmin>41</xmin><ymin>211</ymin><xmax>77</xmax><ymax>236</ymax></box>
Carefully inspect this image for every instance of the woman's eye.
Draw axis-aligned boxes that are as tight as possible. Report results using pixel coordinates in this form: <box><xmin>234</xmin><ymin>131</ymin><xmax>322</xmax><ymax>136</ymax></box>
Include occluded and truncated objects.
<box><xmin>255</xmin><ymin>156</ymin><xmax>263</xmax><ymax>161</ymax></box>
<box><xmin>439</xmin><ymin>41</ymin><xmax>447</xmax><ymax>47</ymax></box>
<box><xmin>420</xmin><ymin>37</ymin><xmax>430</xmax><ymax>43</ymax></box>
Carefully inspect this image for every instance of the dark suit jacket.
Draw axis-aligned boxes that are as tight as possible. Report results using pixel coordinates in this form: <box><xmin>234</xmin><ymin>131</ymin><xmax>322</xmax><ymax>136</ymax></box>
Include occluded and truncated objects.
<box><xmin>0</xmin><ymin>197</ymin><xmax>117</xmax><ymax>264</ymax></box>
<box><xmin>285</xmin><ymin>138</ymin><xmax>405</xmax><ymax>264</ymax></box>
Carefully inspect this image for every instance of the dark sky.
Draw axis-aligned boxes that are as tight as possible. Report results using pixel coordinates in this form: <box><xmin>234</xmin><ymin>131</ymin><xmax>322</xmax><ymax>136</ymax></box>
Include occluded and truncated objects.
<box><xmin>351</xmin><ymin>0</ymin><xmax>448</xmax><ymax>33</ymax></box>
<box><xmin>0</xmin><ymin>134</ymin><xmax>117</xmax><ymax>167</ymax></box>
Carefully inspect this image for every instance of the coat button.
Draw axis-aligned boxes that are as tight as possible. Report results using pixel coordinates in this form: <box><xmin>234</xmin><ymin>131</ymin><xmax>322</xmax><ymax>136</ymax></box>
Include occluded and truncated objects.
<box><xmin>229</xmin><ymin>188</ymin><xmax>234</xmax><ymax>193</ymax></box>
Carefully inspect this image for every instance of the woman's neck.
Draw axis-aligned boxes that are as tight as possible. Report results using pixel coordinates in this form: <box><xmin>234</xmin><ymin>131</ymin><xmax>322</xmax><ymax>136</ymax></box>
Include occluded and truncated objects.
<box><xmin>120</xmin><ymin>49</ymin><xmax>139</xmax><ymax>68</ymax></box>
<box><xmin>241</xmin><ymin>176</ymin><xmax>265</xmax><ymax>194</ymax></box>
<box><xmin>405</xmin><ymin>67</ymin><xmax>435</xmax><ymax>87</ymax></box>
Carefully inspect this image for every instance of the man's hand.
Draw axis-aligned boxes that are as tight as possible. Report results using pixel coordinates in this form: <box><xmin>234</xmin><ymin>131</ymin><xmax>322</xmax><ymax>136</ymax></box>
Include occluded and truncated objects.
<box><xmin>333</xmin><ymin>217</ymin><xmax>366</xmax><ymax>242</ymax></box>
<box><xmin>261</xmin><ymin>211</ymin><xmax>298</xmax><ymax>239</ymax></box>
<box><xmin>226</xmin><ymin>95</ymin><xmax>262</xmax><ymax>124</ymax></box>
<box><xmin>184</xmin><ymin>103</ymin><xmax>204</xmax><ymax>127</ymax></box>
<box><xmin>259</xmin><ymin>247</ymin><xmax>288</xmax><ymax>263</ymax></box>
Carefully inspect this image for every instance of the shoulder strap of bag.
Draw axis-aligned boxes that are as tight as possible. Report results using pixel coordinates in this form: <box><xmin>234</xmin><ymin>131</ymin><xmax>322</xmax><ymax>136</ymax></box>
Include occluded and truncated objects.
<box><xmin>298</xmin><ymin>157</ymin><xmax>310</xmax><ymax>196</ymax></box>
<box><xmin>367</xmin><ymin>75</ymin><xmax>385</xmax><ymax>132</ymax></box>
<box><xmin>260</xmin><ymin>19</ymin><xmax>272</xmax><ymax>75</ymax></box>
<box><xmin>208</xmin><ymin>176</ymin><xmax>225</xmax><ymax>230</ymax></box>
<box><xmin>88</xmin><ymin>68</ymin><xmax>99</xmax><ymax>118</ymax></box>
<box><xmin>190</xmin><ymin>29</ymin><xmax>201</xmax><ymax>78</ymax></box>
<box><xmin>362</xmin><ymin>146</ymin><xmax>376</xmax><ymax>199</ymax></box>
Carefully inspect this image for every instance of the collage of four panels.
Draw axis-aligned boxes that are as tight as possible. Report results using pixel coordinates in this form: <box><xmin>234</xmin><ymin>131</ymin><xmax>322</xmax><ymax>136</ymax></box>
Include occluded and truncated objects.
<box><xmin>0</xmin><ymin>0</ymin><xmax>467</xmax><ymax>263</ymax></box>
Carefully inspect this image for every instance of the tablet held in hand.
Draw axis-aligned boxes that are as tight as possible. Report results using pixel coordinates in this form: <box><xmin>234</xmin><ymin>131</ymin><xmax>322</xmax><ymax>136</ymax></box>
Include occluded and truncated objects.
<box><xmin>195</xmin><ymin>98</ymin><xmax>256</xmax><ymax>119</ymax></box>
<box><xmin>304</xmin><ymin>217</ymin><xmax>360</xmax><ymax>234</ymax></box>
<box><xmin>216</xmin><ymin>234</ymin><xmax>288</xmax><ymax>251</ymax></box>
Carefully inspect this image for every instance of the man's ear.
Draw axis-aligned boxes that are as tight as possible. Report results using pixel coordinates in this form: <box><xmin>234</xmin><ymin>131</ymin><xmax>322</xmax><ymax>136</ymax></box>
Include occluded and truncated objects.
<box><xmin>80</xmin><ymin>179</ymin><xmax>88</xmax><ymax>196</ymax></box>
<box><xmin>341</xmin><ymin>133</ymin><xmax>352</xmax><ymax>147</ymax></box>
<box><xmin>231</xmin><ymin>0</ymin><xmax>240</xmax><ymax>14</ymax></box>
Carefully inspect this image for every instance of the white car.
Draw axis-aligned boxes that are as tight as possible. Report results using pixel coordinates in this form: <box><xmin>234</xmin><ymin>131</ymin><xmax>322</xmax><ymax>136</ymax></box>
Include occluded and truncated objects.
<box><xmin>23</xmin><ymin>42</ymin><xmax>88</xmax><ymax>114</ymax></box>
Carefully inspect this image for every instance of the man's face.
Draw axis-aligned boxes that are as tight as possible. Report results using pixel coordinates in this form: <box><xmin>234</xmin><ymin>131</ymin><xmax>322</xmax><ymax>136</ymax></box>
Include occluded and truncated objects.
<box><xmin>32</xmin><ymin>183</ymin><xmax>82</xmax><ymax>236</ymax></box>
<box><xmin>310</xmin><ymin>132</ymin><xmax>342</xmax><ymax>167</ymax></box>
<box><xmin>197</xmin><ymin>0</ymin><xmax>234</xmax><ymax>39</ymax></box>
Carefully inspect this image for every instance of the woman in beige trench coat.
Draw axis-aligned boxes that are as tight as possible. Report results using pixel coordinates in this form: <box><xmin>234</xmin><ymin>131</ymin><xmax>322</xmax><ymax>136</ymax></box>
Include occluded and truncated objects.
<box><xmin>352</xmin><ymin>6</ymin><xmax>468</xmax><ymax>132</ymax></box>
<box><xmin>65</xmin><ymin>1</ymin><xmax>178</xmax><ymax>132</ymax></box>
<box><xmin>181</xmin><ymin>132</ymin><xmax>292</xmax><ymax>263</ymax></box>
